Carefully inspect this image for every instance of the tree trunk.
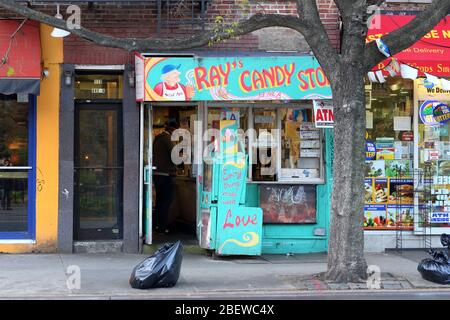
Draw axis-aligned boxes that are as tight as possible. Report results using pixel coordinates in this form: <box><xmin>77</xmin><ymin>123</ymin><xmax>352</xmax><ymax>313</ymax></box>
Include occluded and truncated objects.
<box><xmin>325</xmin><ymin>66</ymin><xmax>368</xmax><ymax>283</ymax></box>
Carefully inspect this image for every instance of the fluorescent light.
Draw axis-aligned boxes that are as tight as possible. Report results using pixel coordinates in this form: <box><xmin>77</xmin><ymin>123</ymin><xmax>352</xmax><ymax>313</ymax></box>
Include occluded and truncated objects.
<box><xmin>51</xmin><ymin>5</ymin><xmax>70</xmax><ymax>38</ymax></box>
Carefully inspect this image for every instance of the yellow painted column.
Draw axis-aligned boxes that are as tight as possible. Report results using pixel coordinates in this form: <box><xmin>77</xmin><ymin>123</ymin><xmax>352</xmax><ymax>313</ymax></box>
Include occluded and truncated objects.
<box><xmin>0</xmin><ymin>24</ymin><xmax>62</xmax><ymax>253</ymax></box>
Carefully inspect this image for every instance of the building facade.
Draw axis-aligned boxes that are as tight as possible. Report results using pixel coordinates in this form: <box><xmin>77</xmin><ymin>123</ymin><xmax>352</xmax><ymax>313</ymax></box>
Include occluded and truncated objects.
<box><xmin>2</xmin><ymin>0</ymin><xmax>447</xmax><ymax>254</ymax></box>
<box><xmin>364</xmin><ymin>6</ymin><xmax>450</xmax><ymax>251</ymax></box>
<box><xmin>0</xmin><ymin>22</ymin><xmax>62</xmax><ymax>253</ymax></box>
<box><xmin>54</xmin><ymin>0</ymin><xmax>341</xmax><ymax>254</ymax></box>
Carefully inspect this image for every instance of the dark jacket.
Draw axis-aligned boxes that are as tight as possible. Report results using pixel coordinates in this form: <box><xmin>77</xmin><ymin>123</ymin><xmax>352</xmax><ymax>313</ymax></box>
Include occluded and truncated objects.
<box><xmin>153</xmin><ymin>131</ymin><xmax>177</xmax><ymax>176</ymax></box>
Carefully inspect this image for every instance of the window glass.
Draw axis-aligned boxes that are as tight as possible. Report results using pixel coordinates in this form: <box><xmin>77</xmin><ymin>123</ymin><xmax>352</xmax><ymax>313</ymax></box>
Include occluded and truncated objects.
<box><xmin>75</xmin><ymin>74</ymin><xmax>123</xmax><ymax>100</ymax></box>
<box><xmin>366</xmin><ymin>80</ymin><xmax>413</xmax><ymax>142</ymax></box>
<box><xmin>252</xmin><ymin>108</ymin><xmax>277</xmax><ymax>181</ymax></box>
<box><xmin>0</xmin><ymin>94</ymin><xmax>30</xmax><ymax>233</ymax></box>
<box><xmin>0</xmin><ymin>95</ymin><xmax>28</xmax><ymax>166</ymax></box>
<box><xmin>76</xmin><ymin>109</ymin><xmax>120</xmax><ymax>168</ymax></box>
<box><xmin>280</xmin><ymin>107</ymin><xmax>321</xmax><ymax>179</ymax></box>
<box><xmin>417</xmin><ymin>99</ymin><xmax>450</xmax><ymax>228</ymax></box>
<box><xmin>206</xmin><ymin>107</ymin><xmax>248</xmax><ymax>153</ymax></box>
<box><xmin>364</xmin><ymin>80</ymin><xmax>415</xmax><ymax>230</ymax></box>
<box><xmin>260</xmin><ymin>184</ymin><xmax>317</xmax><ymax>224</ymax></box>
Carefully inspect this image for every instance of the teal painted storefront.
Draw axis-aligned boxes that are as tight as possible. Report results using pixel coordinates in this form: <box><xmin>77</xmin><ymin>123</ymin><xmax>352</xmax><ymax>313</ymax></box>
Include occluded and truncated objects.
<box><xmin>139</xmin><ymin>54</ymin><xmax>334</xmax><ymax>255</ymax></box>
<box><xmin>195</xmin><ymin>126</ymin><xmax>334</xmax><ymax>255</ymax></box>
<box><xmin>243</xmin><ymin>129</ymin><xmax>333</xmax><ymax>254</ymax></box>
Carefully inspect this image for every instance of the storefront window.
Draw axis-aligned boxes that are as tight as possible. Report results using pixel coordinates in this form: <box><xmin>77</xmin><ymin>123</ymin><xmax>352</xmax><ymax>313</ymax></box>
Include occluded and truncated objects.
<box><xmin>280</xmin><ymin>106</ymin><xmax>321</xmax><ymax>180</ymax></box>
<box><xmin>75</xmin><ymin>74</ymin><xmax>123</xmax><ymax>100</ymax></box>
<box><xmin>205</xmin><ymin>104</ymin><xmax>325</xmax><ymax>184</ymax></box>
<box><xmin>0</xmin><ymin>94</ymin><xmax>31</xmax><ymax>233</ymax></box>
<box><xmin>364</xmin><ymin>79</ymin><xmax>415</xmax><ymax>230</ymax></box>
<box><xmin>252</xmin><ymin>108</ymin><xmax>277</xmax><ymax>181</ymax></box>
<box><xmin>417</xmin><ymin>99</ymin><xmax>450</xmax><ymax>228</ymax></box>
<box><xmin>259</xmin><ymin>184</ymin><xmax>317</xmax><ymax>224</ymax></box>
<box><xmin>207</xmin><ymin>107</ymin><xmax>248</xmax><ymax>148</ymax></box>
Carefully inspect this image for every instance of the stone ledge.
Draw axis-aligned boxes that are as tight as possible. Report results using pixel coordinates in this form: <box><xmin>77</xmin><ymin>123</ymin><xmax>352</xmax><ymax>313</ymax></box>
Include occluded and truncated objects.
<box><xmin>73</xmin><ymin>241</ymin><xmax>123</xmax><ymax>254</ymax></box>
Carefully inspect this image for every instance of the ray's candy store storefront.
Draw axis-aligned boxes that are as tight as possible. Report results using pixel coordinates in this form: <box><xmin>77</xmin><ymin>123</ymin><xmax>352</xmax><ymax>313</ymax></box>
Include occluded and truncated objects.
<box><xmin>135</xmin><ymin>54</ymin><xmax>334</xmax><ymax>255</ymax></box>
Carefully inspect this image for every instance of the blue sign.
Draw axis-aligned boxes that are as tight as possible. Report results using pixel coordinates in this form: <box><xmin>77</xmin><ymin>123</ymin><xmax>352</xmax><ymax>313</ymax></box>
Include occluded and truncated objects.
<box><xmin>366</xmin><ymin>141</ymin><xmax>376</xmax><ymax>160</ymax></box>
<box><xmin>433</xmin><ymin>103</ymin><xmax>450</xmax><ymax>124</ymax></box>
<box><xmin>419</xmin><ymin>100</ymin><xmax>440</xmax><ymax>126</ymax></box>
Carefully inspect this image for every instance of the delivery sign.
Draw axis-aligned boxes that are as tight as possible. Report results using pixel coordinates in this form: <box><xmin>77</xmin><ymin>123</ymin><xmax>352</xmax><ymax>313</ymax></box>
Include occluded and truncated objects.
<box><xmin>313</xmin><ymin>100</ymin><xmax>334</xmax><ymax>128</ymax></box>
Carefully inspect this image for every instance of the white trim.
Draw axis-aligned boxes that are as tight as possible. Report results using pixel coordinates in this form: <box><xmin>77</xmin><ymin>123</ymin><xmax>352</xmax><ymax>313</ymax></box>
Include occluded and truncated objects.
<box><xmin>139</xmin><ymin>53</ymin><xmax>196</xmax><ymax>58</ymax></box>
<box><xmin>138</xmin><ymin>102</ymin><xmax>144</xmax><ymax>242</ymax></box>
<box><xmin>247</xmin><ymin>179</ymin><xmax>325</xmax><ymax>185</ymax></box>
<box><xmin>74</xmin><ymin>65</ymin><xmax>125</xmax><ymax>70</ymax></box>
<box><xmin>364</xmin><ymin>230</ymin><xmax>414</xmax><ymax>235</ymax></box>
<box><xmin>146</xmin><ymin>104</ymin><xmax>153</xmax><ymax>245</ymax></box>
<box><xmin>0</xmin><ymin>239</ymin><xmax>36</xmax><ymax>244</ymax></box>
<box><xmin>0</xmin><ymin>167</ymin><xmax>32</xmax><ymax>170</ymax></box>
<box><xmin>430</xmin><ymin>227</ymin><xmax>450</xmax><ymax>235</ymax></box>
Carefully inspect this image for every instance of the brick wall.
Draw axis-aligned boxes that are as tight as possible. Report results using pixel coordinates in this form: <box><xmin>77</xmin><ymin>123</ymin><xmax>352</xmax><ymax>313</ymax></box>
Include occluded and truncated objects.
<box><xmin>0</xmin><ymin>0</ymin><xmax>342</xmax><ymax>65</ymax></box>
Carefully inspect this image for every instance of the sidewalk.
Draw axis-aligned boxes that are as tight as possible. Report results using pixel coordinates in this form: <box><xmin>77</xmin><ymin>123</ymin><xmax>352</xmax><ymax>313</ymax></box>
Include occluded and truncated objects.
<box><xmin>0</xmin><ymin>249</ymin><xmax>449</xmax><ymax>299</ymax></box>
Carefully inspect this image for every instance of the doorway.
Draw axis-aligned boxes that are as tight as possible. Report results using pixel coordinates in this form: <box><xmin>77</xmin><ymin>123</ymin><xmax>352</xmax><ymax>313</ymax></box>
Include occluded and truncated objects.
<box><xmin>143</xmin><ymin>104</ymin><xmax>198</xmax><ymax>244</ymax></box>
<box><xmin>74</xmin><ymin>103</ymin><xmax>124</xmax><ymax>240</ymax></box>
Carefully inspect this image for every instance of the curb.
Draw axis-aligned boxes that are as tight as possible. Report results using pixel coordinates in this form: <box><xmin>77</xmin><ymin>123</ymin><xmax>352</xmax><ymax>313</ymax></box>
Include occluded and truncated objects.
<box><xmin>142</xmin><ymin>244</ymin><xmax>207</xmax><ymax>255</ymax></box>
<box><xmin>2</xmin><ymin>288</ymin><xmax>450</xmax><ymax>300</ymax></box>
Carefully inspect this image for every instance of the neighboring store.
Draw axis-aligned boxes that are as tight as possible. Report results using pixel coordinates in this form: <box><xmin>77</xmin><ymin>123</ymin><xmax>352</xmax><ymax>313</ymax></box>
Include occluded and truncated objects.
<box><xmin>136</xmin><ymin>54</ymin><xmax>334</xmax><ymax>254</ymax></box>
<box><xmin>364</xmin><ymin>14</ymin><xmax>450</xmax><ymax>251</ymax></box>
<box><xmin>0</xmin><ymin>21</ymin><xmax>62</xmax><ymax>253</ymax></box>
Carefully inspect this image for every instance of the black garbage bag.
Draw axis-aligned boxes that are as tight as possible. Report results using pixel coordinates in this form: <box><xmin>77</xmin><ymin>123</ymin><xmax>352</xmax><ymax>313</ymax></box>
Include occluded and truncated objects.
<box><xmin>417</xmin><ymin>234</ymin><xmax>450</xmax><ymax>285</ymax></box>
<box><xmin>129</xmin><ymin>241</ymin><xmax>183</xmax><ymax>289</ymax></box>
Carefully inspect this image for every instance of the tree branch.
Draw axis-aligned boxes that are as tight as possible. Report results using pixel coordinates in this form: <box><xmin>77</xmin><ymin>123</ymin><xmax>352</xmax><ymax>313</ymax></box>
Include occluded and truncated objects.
<box><xmin>364</xmin><ymin>0</ymin><xmax>450</xmax><ymax>72</ymax></box>
<box><xmin>0</xmin><ymin>0</ymin><xmax>302</xmax><ymax>52</ymax></box>
<box><xmin>296</xmin><ymin>0</ymin><xmax>340</xmax><ymax>79</ymax></box>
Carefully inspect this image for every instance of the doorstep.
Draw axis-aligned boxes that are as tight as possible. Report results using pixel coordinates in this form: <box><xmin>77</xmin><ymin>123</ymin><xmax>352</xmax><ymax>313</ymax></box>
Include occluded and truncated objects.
<box><xmin>142</xmin><ymin>243</ymin><xmax>206</xmax><ymax>255</ymax></box>
<box><xmin>73</xmin><ymin>240</ymin><xmax>123</xmax><ymax>254</ymax></box>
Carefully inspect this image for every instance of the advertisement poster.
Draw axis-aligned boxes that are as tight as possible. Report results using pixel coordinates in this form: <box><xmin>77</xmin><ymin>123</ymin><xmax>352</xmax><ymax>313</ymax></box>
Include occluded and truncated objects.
<box><xmin>365</xmin><ymin>178</ymin><xmax>374</xmax><ymax>203</ymax></box>
<box><xmin>260</xmin><ymin>185</ymin><xmax>316</xmax><ymax>224</ymax></box>
<box><xmin>385</xmin><ymin>160</ymin><xmax>412</xmax><ymax>177</ymax></box>
<box><xmin>433</xmin><ymin>103</ymin><xmax>450</xmax><ymax>124</ymax></box>
<box><xmin>365</xmin><ymin>160</ymin><xmax>385</xmax><ymax>177</ymax></box>
<box><xmin>140</xmin><ymin>56</ymin><xmax>332</xmax><ymax>102</ymax></box>
<box><xmin>431</xmin><ymin>211</ymin><xmax>450</xmax><ymax>224</ymax></box>
<box><xmin>313</xmin><ymin>100</ymin><xmax>334</xmax><ymax>128</ymax></box>
<box><xmin>420</xmin><ymin>100</ymin><xmax>440</xmax><ymax>126</ymax></box>
<box><xmin>375</xmin><ymin>137</ymin><xmax>395</xmax><ymax>160</ymax></box>
<box><xmin>364</xmin><ymin>204</ymin><xmax>387</xmax><ymax>229</ymax></box>
<box><xmin>387</xmin><ymin>205</ymin><xmax>414</xmax><ymax>229</ymax></box>
<box><xmin>366</xmin><ymin>141</ymin><xmax>376</xmax><ymax>160</ymax></box>
<box><xmin>389</xmin><ymin>179</ymin><xmax>414</xmax><ymax>204</ymax></box>
<box><xmin>373</xmin><ymin>178</ymin><xmax>389</xmax><ymax>203</ymax></box>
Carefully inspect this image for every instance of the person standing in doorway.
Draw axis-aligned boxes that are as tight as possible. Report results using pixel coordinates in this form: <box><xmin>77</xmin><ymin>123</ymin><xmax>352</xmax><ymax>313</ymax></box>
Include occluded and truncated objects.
<box><xmin>153</xmin><ymin>121</ymin><xmax>179</xmax><ymax>234</ymax></box>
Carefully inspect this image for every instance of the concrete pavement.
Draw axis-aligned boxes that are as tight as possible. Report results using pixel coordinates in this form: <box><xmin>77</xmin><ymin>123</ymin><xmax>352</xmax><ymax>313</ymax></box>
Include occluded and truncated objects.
<box><xmin>0</xmin><ymin>250</ymin><xmax>449</xmax><ymax>299</ymax></box>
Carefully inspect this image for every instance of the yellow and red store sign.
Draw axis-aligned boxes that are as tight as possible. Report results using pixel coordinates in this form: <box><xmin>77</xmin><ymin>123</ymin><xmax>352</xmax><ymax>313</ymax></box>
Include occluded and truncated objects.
<box><xmin>367</xmin><ymin>15</ymin><xmax>450</xmax><ymax>76</ymax></box>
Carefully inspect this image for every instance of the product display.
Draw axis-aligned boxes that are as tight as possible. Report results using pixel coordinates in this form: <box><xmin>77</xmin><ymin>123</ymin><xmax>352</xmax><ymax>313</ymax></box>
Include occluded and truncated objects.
<box><xmin>365</xmin><ymin>160</ymin><xmax>385</xmax><ymax>177</ymax></box>
<box><xmin>389</xmin><ymin>179</ymin><xmax>414</xmax><ymax>204</ymax></box>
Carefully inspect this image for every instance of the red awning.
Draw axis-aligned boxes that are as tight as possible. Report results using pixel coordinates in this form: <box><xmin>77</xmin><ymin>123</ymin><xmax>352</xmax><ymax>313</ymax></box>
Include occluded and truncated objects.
<box><xmin>0</xmin><ymin>20</ymin><xmax>41</xmax><ymax>95</ymax></box>
<box><xmin>367</xmin><ymin>15</ymin><xmax>450</xmax><ymax>76</ymax></box>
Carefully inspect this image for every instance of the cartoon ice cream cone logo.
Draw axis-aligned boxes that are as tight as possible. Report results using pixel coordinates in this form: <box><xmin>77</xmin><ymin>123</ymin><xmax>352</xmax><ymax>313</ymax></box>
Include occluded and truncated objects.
<box><xmin>185</xmin><ymin>69</ymin><xmax>196</xmax><ymax>100</ymax></box>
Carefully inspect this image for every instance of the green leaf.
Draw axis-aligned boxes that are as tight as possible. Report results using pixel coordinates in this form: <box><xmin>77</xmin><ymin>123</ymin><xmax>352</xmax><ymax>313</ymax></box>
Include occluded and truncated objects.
<box><xmin>6</xmin><ymin>67</ymin><xmax>14</xmax><ymax>77</ymax></box>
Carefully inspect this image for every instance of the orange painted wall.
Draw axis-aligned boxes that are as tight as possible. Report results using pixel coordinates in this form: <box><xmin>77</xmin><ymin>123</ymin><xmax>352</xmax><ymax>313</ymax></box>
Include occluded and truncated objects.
<box><xmin>0</xmin><ymin>24</ymin><xmax>62</xmax><ymax>253</ymax></box>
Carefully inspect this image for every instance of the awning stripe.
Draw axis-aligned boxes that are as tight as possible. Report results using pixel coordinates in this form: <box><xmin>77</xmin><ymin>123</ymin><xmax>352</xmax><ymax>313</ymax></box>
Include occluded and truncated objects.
<box><xmin>0</xmin><ymin>20</ymin><xmax>41</xmax><ymax>95</ymax></box>
<box><xmin>0</xmin><ymin>79</ymin><xmax>40</xmax><ymax>95</ymax></box>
